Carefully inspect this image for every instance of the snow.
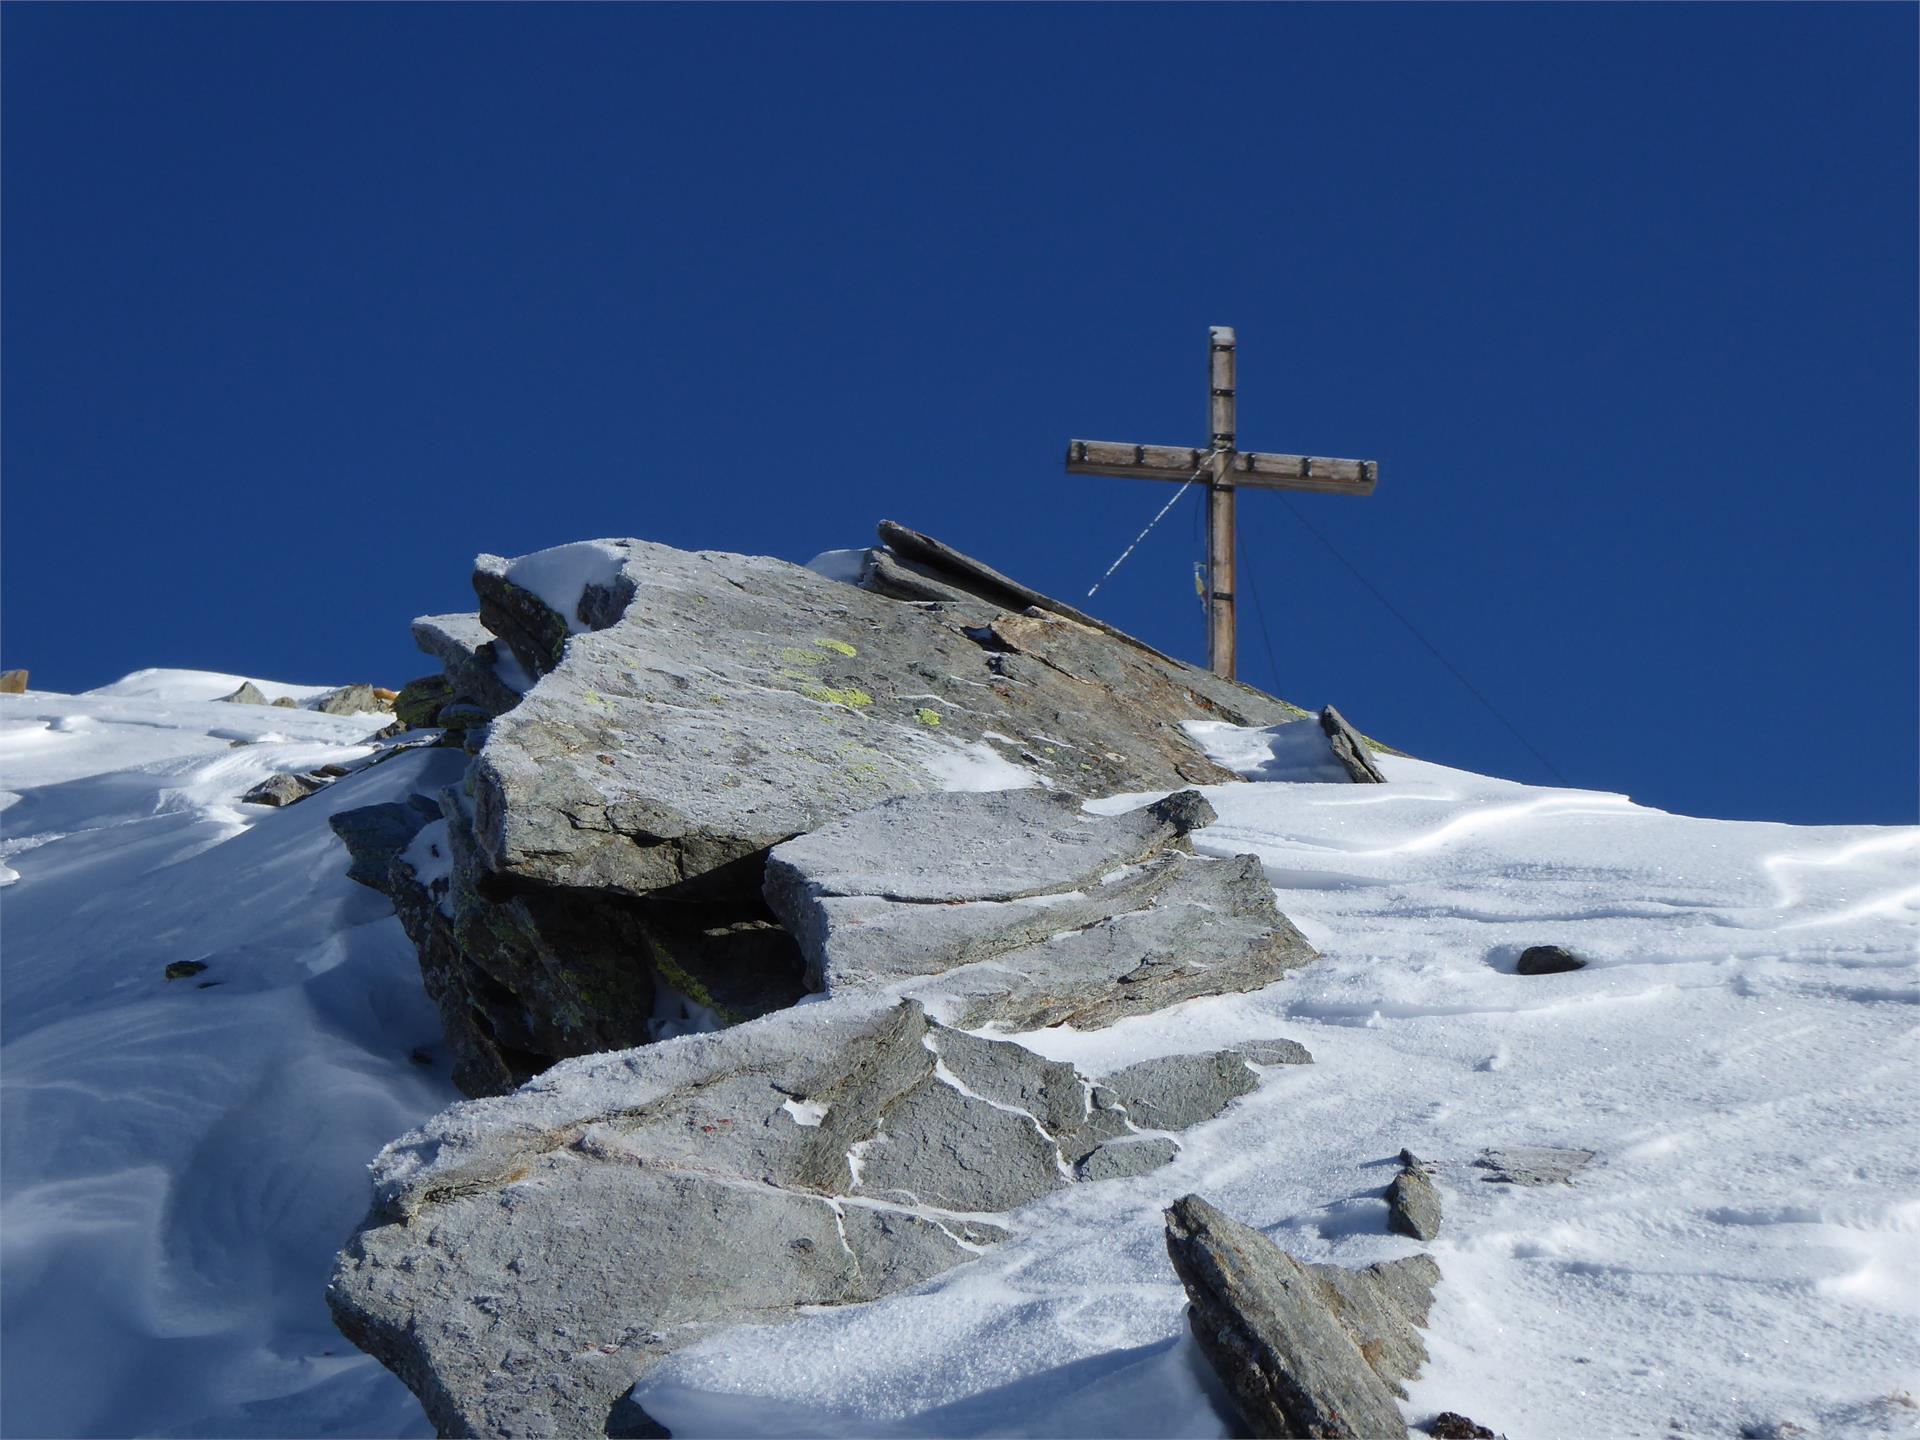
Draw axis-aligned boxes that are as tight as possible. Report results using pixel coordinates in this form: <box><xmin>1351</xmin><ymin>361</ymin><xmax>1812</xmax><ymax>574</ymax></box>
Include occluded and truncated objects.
<box><xmin>631</xmin><ymin>744</ymin><xmax>1919</xmax><ymax>1440</ymax></box>
<box><xmin>0</xmin><ymin>673</ymin><xmax>456</xmax><ymax>1438</ymax></box>
<box><xmin>806</xmin><ymin>548</ymin><xmax>870</xmax><ymax>584</ymax></box>
<box><xmin>1182</xmin><ymin>716</ymin><xmax>1352</xmax><ymax>783</ymax></box>
<box><xmin>502</xmin><ymin>540</ymin><xmax>630</xmax><ymax>633</ymax></box>
<box><xmin>918</xmin><ymin>739</ymin><xmax>1044</xmax><ymax>793</ymax></box>
<box><xmin>3</xmin><ymin>675</ymin><xmax>1915</xmax><ymax>1440</ymax></box>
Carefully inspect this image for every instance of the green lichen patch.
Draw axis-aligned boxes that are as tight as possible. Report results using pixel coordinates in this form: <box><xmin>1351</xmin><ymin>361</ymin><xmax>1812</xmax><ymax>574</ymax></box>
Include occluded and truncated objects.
<box><xmin>798</xmin><ymin>682</ymin><xmax>873</xmax><ymax>710</ymax></box>
<box><xmin>915</xmin><ymin>707</ymin><xmax>942</xmax><ymax>727</ymax></box>
<box><xmin>814</xmin><ymin>637</ymin><xmax>859</xmax><ymax>658</ymax></box>
<box><xmin>778</xmin><ymin>647</ymin><xmax>827</xmax><ymax>668</ymax></box>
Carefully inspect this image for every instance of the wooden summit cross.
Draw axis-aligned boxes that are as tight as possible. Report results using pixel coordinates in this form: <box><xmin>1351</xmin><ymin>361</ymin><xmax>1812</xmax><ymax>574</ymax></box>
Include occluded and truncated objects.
<box><xmin>1065</xmin><ymin>325</ymin><xmax>1378</xmax><ymax>681</ymax></box>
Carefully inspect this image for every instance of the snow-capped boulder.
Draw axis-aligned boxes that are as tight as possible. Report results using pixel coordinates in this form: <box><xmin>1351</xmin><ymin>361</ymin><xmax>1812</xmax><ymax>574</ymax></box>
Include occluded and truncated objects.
<box><xmin>1164</xmin><ymin>1194</ymin><xmax>1440</xmax><ymax>1439</ymax></box>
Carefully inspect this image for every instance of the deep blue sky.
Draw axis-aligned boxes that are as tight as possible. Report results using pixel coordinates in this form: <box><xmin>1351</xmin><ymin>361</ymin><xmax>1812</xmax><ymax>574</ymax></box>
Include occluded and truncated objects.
<box><xmin>4</xmin><ymin>4</ymin><xmax>1914</xmax><ymax>825</ymax></box>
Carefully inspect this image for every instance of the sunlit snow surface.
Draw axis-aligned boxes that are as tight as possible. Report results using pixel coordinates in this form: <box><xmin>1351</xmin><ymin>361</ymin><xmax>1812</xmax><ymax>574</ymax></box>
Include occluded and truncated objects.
<box><xmin>636</xmin><ymin>742</ymin><xmax>1920</xmax><ymax>1440</ymax></box>
<box><xmin>0</xmin><ymin>674</ymin><xmax>456</xmax><ymax>1438</ymax></box>
<box><xmin>1</xmin><ymin>685</ymin><xmax>1915</xmax><ymax>1439</ymax></box>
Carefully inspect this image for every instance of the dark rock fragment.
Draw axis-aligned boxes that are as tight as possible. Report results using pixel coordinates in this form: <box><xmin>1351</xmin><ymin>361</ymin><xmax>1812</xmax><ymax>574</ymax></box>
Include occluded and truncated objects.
<box><xmin>1516</xmin><ymin>944</ymin><xmax>1587</xmax><ymax>974</ymax></box>
<box><xmin>1320</xmin><ymin>704</ymin><xmax>1387</xmax><ymax>784</ymax></box>
<box><xmin>1430</xmin><ymin>1413</ymin><xmax>1500</xmax><ymax>1438</ymax></box>
<box><xmin>1387</xmin><ymin>1149</ymin><xmax>1443</xmax><ymax>1241</ymax></box>
<box><xmin>241</xmin><ymin>773</ymin><xmax>328</xmax><ymax>807</ymax></box>
<box><xmin>329</xmin><ymin>800</ymin><xmax>438</xmax><ymax>891</ymax></box>
<box><xmin>391</xmin><ymin>673</ymin><xmax>453</xmax><ymax>729</ymax></box>
<box><xmin>1163</xmin><ymin>1194</ymin><xmax>1437</xmax><ymax>1439</ymax></box>
<box><xmin>164</xmin><ymin>960</ymin><xmax>208</xmax><ymax>981</ymax></box>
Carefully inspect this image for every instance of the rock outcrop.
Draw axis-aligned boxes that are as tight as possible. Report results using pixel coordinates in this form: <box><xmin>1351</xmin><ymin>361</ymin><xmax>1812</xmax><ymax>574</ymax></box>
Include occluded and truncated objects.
<box><xmin>329</xmin><ymin>1000</ymin><xmax>1274</xmax><ymax>1438</ymax></box>
<box><xmin>339</xmin><ymin>525</ymin><xmax>1321</xmax><ymax>1094</ymax></box>
<box><xmin>327</xmin><ymin>523</ymin><xmax>1344</xmax><ymax>1436</ymax></box>
<box><xmin>1164</xmin><ymin>1194</ymin><xmax>1440</xmax><ymax>1439</ymax></box>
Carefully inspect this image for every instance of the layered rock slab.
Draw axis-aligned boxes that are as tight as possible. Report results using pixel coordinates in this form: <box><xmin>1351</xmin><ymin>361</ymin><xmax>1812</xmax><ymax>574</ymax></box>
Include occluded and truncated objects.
<box><xmin>468</xmin><ymin>534</ymin><xmax>1295</xmax><ymax>903</ymax></box>
<box><xmin>1164</xmin><ymin>1194</ymin><xmax>1440</xmax><ymax>1439</ymax></box>
<box><xmin>408</xmin><ymin>529</ymin><xmax>1312</xmax><ymax>1089</ymax></box>
<box><xmin>764</xmin><ymin>787</ymin><xmax>1318</xmax><ymax>1025</ymax></box>
<box><xmin>329</xmin><ymin>999</ymin><xmax>1264</xmax><ymax>1438</ymax></box>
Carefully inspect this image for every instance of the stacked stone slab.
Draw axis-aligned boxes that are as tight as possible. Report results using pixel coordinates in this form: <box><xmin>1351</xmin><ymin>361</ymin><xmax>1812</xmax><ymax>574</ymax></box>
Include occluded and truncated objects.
<box><xmin>329</xmin><ymin>994</ymin><xmax>1311</xmax><ymax>1437</ymax></box>
<box><xmin>341</xmin><ymin>524</ymin><xmax>1326</xmax><ymax>1096</ymax></box>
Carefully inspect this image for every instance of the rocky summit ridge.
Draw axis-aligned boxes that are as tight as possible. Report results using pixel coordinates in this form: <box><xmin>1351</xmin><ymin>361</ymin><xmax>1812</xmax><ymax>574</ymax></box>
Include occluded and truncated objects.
<box><xmin>325</xmin><ymin>522</ymin><xmax>1413</xmax><ymax>1437</ymax></box>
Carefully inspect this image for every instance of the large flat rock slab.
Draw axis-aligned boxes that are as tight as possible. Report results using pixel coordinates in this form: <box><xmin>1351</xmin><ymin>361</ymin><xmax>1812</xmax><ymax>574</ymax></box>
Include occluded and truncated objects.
<box><xmin>470</xmin><ymin>534</ymin><xmax>1295</xmax><ymax>901</ymax></box>
<box><xmin>764</xmin><ymin>789</ymin><xmax>1318</xmax><ymax>1024</ymax></box>
<box><xmin>330</xmin><ymin>997</ymin><xmax>1270</xmax><ymax>1438</ymax></box>
<box><xmin>763</xmin><ymin>788</ymin><xmax>1225</xmax><ymax>991</ymax></box>
<box><xmin>913</xmin><ymin>850</ymin><xmax>1317</xmax><ymax>1032</ymax></box>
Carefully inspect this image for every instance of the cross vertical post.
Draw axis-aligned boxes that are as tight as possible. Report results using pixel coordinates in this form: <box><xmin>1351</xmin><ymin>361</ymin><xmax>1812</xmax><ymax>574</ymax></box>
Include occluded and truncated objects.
<box><xmin>1064</xmin><ymin>326</ymin><xmax>1378</xmax><ymax>685</ymax></box>
<box><xmin>1206</xmin><ymin>326</ymin><xmax>1237</xmax><ymax>679</ymax></box>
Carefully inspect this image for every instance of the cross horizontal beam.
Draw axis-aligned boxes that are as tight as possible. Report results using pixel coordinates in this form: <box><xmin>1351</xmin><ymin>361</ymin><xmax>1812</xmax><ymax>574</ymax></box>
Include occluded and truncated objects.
<box><xmin>1066</xmin><ymin>439</ymin><xmax>1377</xmax><ymax>496</ymax></box>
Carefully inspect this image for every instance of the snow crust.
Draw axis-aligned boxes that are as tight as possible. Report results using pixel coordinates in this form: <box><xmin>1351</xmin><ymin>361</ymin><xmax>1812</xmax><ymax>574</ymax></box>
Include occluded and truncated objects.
<box><xmin>502</xmin><ymin>540</ymin><xmax>629</xmax><ymax>633</ymax></box>
<box><xmin>2</xmin><ymin>679</ymin><xmax>1914</xmax><ymax>1440</ymax></box>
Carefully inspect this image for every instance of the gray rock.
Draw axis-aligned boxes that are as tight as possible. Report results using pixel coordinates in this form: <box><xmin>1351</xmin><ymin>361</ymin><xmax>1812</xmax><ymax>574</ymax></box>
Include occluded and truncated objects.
<box><xmin>764</xmin><ymin>788</ymin><xmax>1219</xmax><ymax>990</ymax></box>
<box><xmin>1430</xmin><ymin>1413</ymin><xmax>1500</xmax><ymax>1438</ymax></box>
<box><xmin>1387</xmin><ymin>1150</ymin><xmax>1443</xmax><ymax>1241</ymax></box>
<box><xmin>1099</xmin><ymin>1050</ymin><xmax>1260</xmax><ymax>1132</ymax></box>
<box><xmin>217</xmin><ymin>681</ymin><xmax>268</xmax><ymax>705</ymax></box>
<box><xmin>329</xmin><ymin>997</ymin><xmax>1264</xmax><ymax>1437</ymax></box>
<box><xmin>769</xmin><ymin>787</ymin><xmax>1213</xmax><ymax>908</ymax></box>
<box><xmin>1515</xmin><ymin>945</ymin><xmax>1587</xmax><ymax>975</ymax></box>
<box><xmin>854</xmin><ymin>1070</ymin><xmax>1068</xmax><ymax>1211</ymax></box>
<box><xmin>916</xmin><ymin>852</ymin><xmax>1318</xmax><ymax>1033</ymax></box>
<box><xmin>1474</xmin><ymin>1146</ymin><xmax>1594</xmax><ymax>1186</ymax></box>
<box><xmin>329</xmin><ymin>799</ymin><xmax>438</xmax><ymax>890</ymax></box>
<box><xmin>1164</xmin><ymin>1194</ymin><xmax>1438</xmax><ymax>1439</ymax></box>
<box><xmin>1075</xmin><ymin>1136</ymin><xmax>1179</xmax><ymax>1182</ymax></box>
<box><xmin>1243</xmin><ymin>1039</ymin><xmax>1315</xmax><ymax>1067</ymax></box>
<box><xmin>270</xmin><ymin>695</ymin><xmax>299</xmax><ymax>708</ymax></box>
<box><xmin>241</xmin><ymin>772</ymin><xmax>328</xmax><ymax>807</ymax></box>
<box><xmin>469</xmin><ymin>531</ymin><xmax>1289</xmax><ymax>907</ymax></box>
<box><xmin>312</xmin><ymin>683</ymin><xmax>390</xmax><ymax>716</ymax></box>
<box><xmin>1321</xmin><ymin>705</ymin><xmax>1387</xmax><ymax>784</ymax></box>
<box><xmin>423</xmin><ymin>529</ymin><xmax>1319</xmax><ymax>1088</ymax></box>
<box><xmin>392</xmin><ymin>673</ymin><xmax>453</xmax><ymax>729</ymax></box>
<box><xmin>410</xmin><ymin>613</ymin><xmax>524</xmax><ymax>719</ymax></box>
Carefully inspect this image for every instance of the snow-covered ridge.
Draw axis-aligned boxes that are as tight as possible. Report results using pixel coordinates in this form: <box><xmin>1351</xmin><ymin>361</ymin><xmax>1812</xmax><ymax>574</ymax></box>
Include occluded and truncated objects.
<box><xmin>1</xmin><ymin>673</ymin><xmax>1914</xmax><ymax>1439</ymax></box>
